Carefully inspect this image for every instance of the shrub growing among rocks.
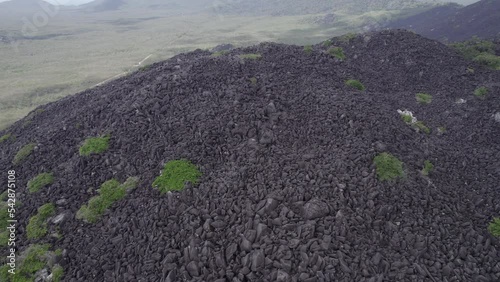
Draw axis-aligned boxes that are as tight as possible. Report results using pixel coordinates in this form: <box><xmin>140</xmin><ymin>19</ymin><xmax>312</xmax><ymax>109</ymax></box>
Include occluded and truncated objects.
<box><xmin>79</xmin><ymin>135</ymin><xmax>110</xmax><ymax>156</ymax></box>
<box><xmin>303</xmin><ymin>45</ymin><xmax>313</xmax><ymax>55</ymax></box>
<box><xmin>0</xmin><ymin>133</ymin><xmax>12</xmax><ymax>143</ymax></box>
<box><xmin>239</xmin><ymin>53</ymin><xmax>262</xmax><ymax>60</ymax></box>
<box><xmin>153</xmin><ymin>159</ymin><xmax>202</xmax><ymax>193</ymax></box>
<box><xmin>345</xmin><ymin>79</ymin><xmax>365</xmax><ymax>91</ymax></box>
<box><xmin>421</xmin><ymin>160</ymin><xmax>434</xmax><ymax>176</ymax></box>
<box><xmin>27</xmin><ymin>203</ymin><xmax>55</xmax><ymax>239</ymax></box>
<box><xmin>416</xmin><ymin>93</ymin><xmax>432</xmax><ymax>104</ymax></box>
<box><xmin>474</xmin><ymin>86</ymin><xmax>488</xmax><ymax>99</ymax></box>
<box><xmin>328</xmin><ymin>47</ymin><xmax>346</xmax><ymax>60</ymax></box>
<box><xmin>488</xmin><ymin>218</ymin><xmax>500</xmax><ymax>237</ymax></box>
<box><xmin>28</xmin><ymin>173</ymin><xmax>54</xmax><ymax>193</ymax></box>
<box><xmin>13</xmin><ymin>143</ymin><xmax>36</xmax><ymax>165</ymax></box>
<box><xmin>374</xmin><ymin>153</ymin><xmax>404</xmax><ymax>181</ymax></box>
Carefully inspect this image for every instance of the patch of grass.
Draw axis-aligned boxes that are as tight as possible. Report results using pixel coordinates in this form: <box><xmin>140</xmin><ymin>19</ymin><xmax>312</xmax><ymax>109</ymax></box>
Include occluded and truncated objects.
<box><xmin>153</xmin><ymin>159</ymin><xmax>202</xmax><ymax>193</ymax></box>
<box><xmin>303</xmin><ymin>45</ymin><xmax>313</xmax><ymax>55</ymax></box>
<box><xmin>328</xmin><ymin>47</ymin><xmax>346</xmax><ymax>60</ymax></box>
<box><xmin>345</xmin><ymin>79</ymin><xmax>365</xmax><ymax>91</ymax></box>
<box><xmin>76</xmin><ymin>177</ymin><xmax>138</xmax><ymax>223</ymax></box>
<box><xmin>473</xmin><ymin>52</ymin><xmax>500</xmax><ymax>70</ymax></box>
<box><xmin>414</xmin><ymin>121</ymin><xmax>431</xmax><ymax>134</ymax></box>
<box><xmin>451</xmin><ymin>38</ymin><xmax>500</xmax><ymax>70</ymax></box>
<box><xmin>249</xmin><ymin>77</ymin><xmax>257</xmax><ymax>85</ymax></box>
<box><xmin>79</xmin><ymin>135</ymin><xmax>110</xmax><ymax>156</ymax></box>
<box><xmin>52</xmin><ymin>264</ymin><xmax>64</xmax><ymax>282</ymax></box>
<box><xmin>416</xmin><ymin>93</ymin><xmax>432</xmax><ymax>104</ymax></box>
<box><xmin>339</xmin><ymin>32</ymin><xmax>357</xmax><ymax>42</ymax></box>
<box><xmin>239</xmin><ymin>53</ymin><xmax>262</xmax><ymax>60</ymax></box>
<box><xmin>421</xmin><ymin>160</ymin><xmax>434</xmax><ymax>176</ymax></box>
<box><xmin>211</xmin><ymin>50</ymin><xmax>229</xmax><ymax>57</ymax></box>
<box><xmin>27</xmin><ymin>203</ymin><xmax>55</xmax><ymax>239</ymax></box>
<box><xmin>489</xmin><ymin>217</ymin><xmax>500</xmax><ymax>237</ymax></box>
<box><xmin>0</xmin><ymin>133</ymin><xmax>12</xmax><ymax>143</ymax></box>
<box><xmin>28</xmin><ymin>173</ymin><xmax>54</xmax><ymax>193</ymax></box>
<box><xmin>401</xmin><ymin>114</ymin><xmax>413</xmax><ymax>124</ymax></box>
<box><xmin>0</xmin><ymin>244</ymin><xmax>51</xmax><ymax>281</ymax></box>
<box><xmin>13</xmin><ymin>143</ymin><xmax>36</xmax><ymax>165</ymax></box>
<box><xmin>374</xmin><ymin>153</ymin><xmax>404</xmax><ymax>181</ymax></box>
<box><xmin>323</xmin><ymin>39</ymin><xmax>332</xmax><ymax>47</ymax></box>
<box><xmin>474</xmin><ymin>86</ymin><xmax>488</xmax><ymax>99</ymax></box>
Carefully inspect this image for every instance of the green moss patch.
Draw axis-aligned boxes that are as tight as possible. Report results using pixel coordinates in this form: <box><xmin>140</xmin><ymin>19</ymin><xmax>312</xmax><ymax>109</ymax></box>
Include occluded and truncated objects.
<box><xmin>239</xmin><ymin>53</ymin><xmax>262</xmax><ymax>60</ymax></box>
<box><xmin>303</xmin><ymin>45</ymin><xmax>313</xmax><ymax>55</ymax></box>
<box><xmin>28</xmin><ymin>173</ymin><xmax>54</xmax><ymax>193</ymax></box>
<box><xmin>13</xmin><ymin>143</ymin><xmax>36</xmax><ymax>165</ymax></box>
<box><xmin>27</xmin><ymin>203</ymin><xmax>55</xmax><ymax>239</ymax></box>
<box><xmin>0</xmin><ymin>133</ymin><xmax>13</xmax><ymax>143</ymax></box>
<box><xmin>414</xmin><ymin>121</ymin><xmax>431</xmax><ymax>134</ymax></box>
<box><xmin>345</xmin><ymin>79</ymin><xmax>365</xmax><ymax>91</ymax></box>
<box><xmin>0</xmin><ymin>244</ymin><xmax>64</xmax><ymax>282</ymax></box>
<box><xmin>416</xmin><ymin>93</ymin><xmax>432</xmax><ymax>104</ymax></box>
<box><xmin>79</xmin><ymin>135</ymin><xmax>110</xmax><ymax>156</ymax></box>
<box><xmin>211</xmin><ymin>50</ymin><xmax>229</xmax><ymax>57</ymax></box>
<box><xmin>153</xmin><ymin>159</ymin><xmax>202</xmax><ymax>193</ymax></box>
<box><xmin>489</xmin><ymin>217</ymin><xmax>500</xmax><ymax>237</ymax></box>
<box><xmin>474</xmin><ymin>86</ymin><xmax>488</xmax><ymax>99</ymax></box>
<box><xmin>374</xmin><ymin>153</ymin><xmax>404</xmax><ymax>181</ymax></box>
<box><xmin>421</xmin><ymin>160</ymin><xmax>434</xmax><ymax>176</ymax></box>
<box><xmin>328</xmin><ymin>47</ymin><xmax>346</xmax><ymax>60</ymax></box>
<box><xmin>76</xmin><ymin>177</ymin><xmax>138</xmax><ymax>223</ymax></box>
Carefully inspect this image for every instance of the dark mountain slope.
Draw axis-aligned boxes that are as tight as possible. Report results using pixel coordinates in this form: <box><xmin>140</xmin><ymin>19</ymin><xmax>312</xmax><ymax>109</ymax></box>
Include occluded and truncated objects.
<box><xmin>0</xmin><ymin>30</ymin><xmax>499</xmax><ymax>281</ymax></box>
<box><xmin>387</xmin><ymin>0</ymin><xmax>500</xmax><ymax>41</ymax></box>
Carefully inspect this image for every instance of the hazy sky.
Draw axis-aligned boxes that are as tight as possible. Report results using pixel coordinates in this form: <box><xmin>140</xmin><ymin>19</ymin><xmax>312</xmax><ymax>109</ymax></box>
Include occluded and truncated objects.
<box><xmin>0</xmin><ymin>0</ymin><xmax>94</xmax><ymax>5</ymax></box>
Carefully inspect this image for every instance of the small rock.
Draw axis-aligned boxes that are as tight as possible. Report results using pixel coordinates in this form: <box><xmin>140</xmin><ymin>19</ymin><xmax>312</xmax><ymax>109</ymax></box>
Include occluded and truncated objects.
<box><xmin>302</xmin><ymin>199</ymin><xmax>329</xmax><ymax>219</ymax></box>
<box><xmin>186</xmin><ymin>261</ymin><xmax>199</xmax><ymax>277</ymax></box>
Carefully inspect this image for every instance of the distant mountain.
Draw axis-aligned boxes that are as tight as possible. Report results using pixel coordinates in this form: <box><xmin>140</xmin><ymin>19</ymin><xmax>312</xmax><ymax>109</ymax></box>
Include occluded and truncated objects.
<box><xmin>387</xmin><ymin>0</ymin><xmax>500</xmax><ymax>41</ymax></box>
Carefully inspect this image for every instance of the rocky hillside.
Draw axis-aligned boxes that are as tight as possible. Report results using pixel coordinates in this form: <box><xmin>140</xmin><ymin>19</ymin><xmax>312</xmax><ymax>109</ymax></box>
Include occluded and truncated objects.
<box><xmin>387</xmin><ymin>0</ymin><xmax>500</xmax><ymax>41</ymax></box>
<box><xmin>0</xmin><ymin>30</ymin><xmax>499</xmax><ymax>281</ymax></box>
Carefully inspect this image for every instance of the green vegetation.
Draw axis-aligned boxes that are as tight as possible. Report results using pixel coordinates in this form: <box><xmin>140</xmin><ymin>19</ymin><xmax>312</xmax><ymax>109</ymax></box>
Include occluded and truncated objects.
<box><xmin>239</xmin><ymin>53</ymin><xmax>262</xmax><ymax>60</ymax></box>
<box><xmin>339</xmin><ymin>33</ymin><xmax>357</xmax><ymax>42</ymax></box>
<box><xmin>451</xmin><ymin>38</ymin><xmax>500</xmax><ymax>70</ymax></box>
<box><xmin>304</xmin><ymin>45</ymin><xmax>313</xmax><ymax>55</ymax></box>
<box><xmin>27</xmin><ymin>203</ymin><xmax>55</xmax><ymax>239</ymax></box>
<box><xmin>76</xmin><ymin>177</ymin><xmax>138</xmax><ymax>223</ymax></box>
<box><xmin>401</xmin><ymin>114</ymin><xmax>413</xmax><ymax>124</ymax></box>
<box><xmin>28</xmin><ymin>173</ymin><xmax>54</xmax><ymax>193</ymax></box>
<box><xmin>416</xmin><ymin>93</ymin><xmax>432</xmax><ymax>104</ymax></box>
<box><xmin>323</xmin><ymin>39</ymin><xmax>332</xmax><ymax>47</ymax></box>
<box><xmin>328</xmin><ymin>47</ymin><xmax>346</xmax><ymax>60</ymax></box>
<box><xmin>489</xmin><ymin>218</ymin><xmax>500</xmax><ymax>237</ymax></box>
<box><xmin>345</xmin><ymin>79</ymin><xmax>365</xmax><ymax>91</ymax></box>
<box><xmin>0</xmin><ymin>133</ymin><xmax>12</xmax><ymax>143</ymax></box>
<box><xmin>153</xmin><ymin>159</ymin><xmax>202</xmax><ymax>193</ymax></box>
<box><xmin>474</xmin><ymin>86</ymin><xmax>488</xmax><ymax>98</ymax></box>
<box><xmin>249</xmin><ymin>77</ymin><xmax>257</xmax><ymax>85</ymax></box>
<box><xmin>211</xmin><ymin>50</ymin><xmax>229</xmax><ymax>57</ymax></box>
<box><xmin>0</xmin><ymin>244</ymin><xmax>64</xmax><ymax>282</ymax></box>
<box><xmin>79</xmin><ymin>135</ymin><xmax>110</xmax><ymax>156</ymax></box>
<box><xmin>13</xmin><ymin>143</ymin><xmax>36</xmax><ymax>165</ymax></box>
<box><xmin>0</xmin><ymin>201</ymin><xmax>9</xmax><ymax>246</ymax></box>
<box><xmin>139</xmin><ymin>64</ymin><xmax>152</xmax><ymax>72</ymax></box>
<box><xmin>421</xmin><ymin>160</ymin><xmax>434</xmax><ymax>176</ymax></box>
<box><xmin>373</xmin><ymin>153</ymin><xmax>404</xmax><ymax>181</ymax></box>
<box><xmin>415</xmin><ymin>121</ymin><xmax>431</xmax><ymax>134</ymax></box>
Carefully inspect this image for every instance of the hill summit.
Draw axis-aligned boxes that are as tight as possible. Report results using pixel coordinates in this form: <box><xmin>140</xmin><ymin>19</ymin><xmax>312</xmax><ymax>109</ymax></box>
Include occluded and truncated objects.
<box><xmin>0</xmin><ymin>30</ymin><xmax>499</xmax><ymax>281</ymax></box>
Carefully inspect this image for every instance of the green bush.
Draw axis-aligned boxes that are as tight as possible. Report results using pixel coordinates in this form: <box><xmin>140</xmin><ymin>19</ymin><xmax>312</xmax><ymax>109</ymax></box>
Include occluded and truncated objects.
<box><xmin>0</xmin><ymin>133</ymin><xmax>12</xmax><ymax>143</ymax></box>
<box><xmin>416</xmin><ymin>93</ymin><xmax>432</xmax><ymax>104</ymax></box>
<box><xmin>339</xmin><ymin>33</ymin><xmax>357</xmax><ymax>42</ymax></box>
<box><xmin>153</xmin><ymin>159</ymin><xmax>202</xmax><ymax>193</ymax></box>
<box><xmin>79</xmin><ymin>135</ymin><xmax>110</xmax><ymax>156</ymax></box>
<box><xmin>401</xmin><ymin>114</ymin><xmax>413</xmax><ymax>124</ymax></box>
<box><xmin>489</xmin><ymin>217</ymin><xmax>500</xmax><ymax>237</ymax></box>
<box><xmin>52</xmin><ymin>264</ymin><xmax>64</xmax><ymax>282</ymax></box>
<box><xmin>77</xmin><ymin>177</ymin><xmax>138</xmax><ymax>223</ymax></box>
<box><xmin>0</xmin><ymin>244</ymin><xmax>52</xmax><ymax>282</ymax></box>
<box><xmin>13</xmin><ymin>143</ymin><xmax>36</xmax><ymax>165</ymax></box>
<box><xmin>374</xmin><ymin>153</ymin><xmax>404</xmax><ymax>181</ymax></box>
<box><xmin>451</xmin><ymin>38</ymin><xmax>500</xmax><ymax>70</ymax></box>
<box><xmin>304</xmin><ymin>45</ymin><xmax>313</xmax><ymax>54</ymax></box>
<box><xmin>323</xmin><ymin>39</ymin><xmax>332</xmax><ymax>47</ymax></box>
<box><xmin>239</xmin><ymin>53</ymin><xmax>262</xmax><ymax>60</ymax></box>
<box><xmin>422</xmin><ymin>160</ymin><xmax>434</xmax><ymax>176</ymax></box>
<box><xmin>473</xmin><ymin>53</ymin><xmax>500</xmax><ymax>70</ymax></box>
<box><xmin>328</xmin><ymin>47</ymin><xmax>346</xmax><ymax>60</ymax></box>
<box><xmin>414</xmin><ymin>121</ymin><xmax>431</xmax><ymax>134</ymax></box>
<box><xmin>345</xmin><ymin>79</ymin><xmax>365</xmax><ymax>91</ymax></box>
<box><xmin>474</xmin><ymin>86</ymin><xmax>488</xmax><ymax>98</ymax></box>
<box><xmin>28</xmin><ymin>173</ymin><xmax>54</xmax><ymax>193</ymax></box>
<box><xmin>27</xmin><ymin>203</ymin><xmax>55</xmax><ymax>239</ymax></box>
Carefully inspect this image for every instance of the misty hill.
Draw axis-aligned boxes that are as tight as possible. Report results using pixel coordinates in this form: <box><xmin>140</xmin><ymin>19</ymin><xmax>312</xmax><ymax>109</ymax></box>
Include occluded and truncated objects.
<box><xmin>0</xmin><ymin>0</ymin><xmax>56</xmax><ymax>20</ymax></box>
<box><xmin>387</xmin><ymin>0</ymin><xmax>500</xmax><ymax>41</ymax></box>
<box><xmin>1</xmin><ymin>30</ymin><xmax>499</xmax><ymax>281</ymax></box>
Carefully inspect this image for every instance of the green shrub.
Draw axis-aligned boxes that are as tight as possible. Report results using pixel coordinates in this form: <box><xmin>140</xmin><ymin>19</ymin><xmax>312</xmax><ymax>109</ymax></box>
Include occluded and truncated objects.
<box><xmin>489</xmin><ymin>217</ymin><xmax>500</xmax><ymax>237</ymax></box>
<box><xmin>77</xmin><ymin>177</ymin><xmax>138</xmax><ymax>223</ymax></box>
<box><xmin>153</xmin><ymin>159</ymin><xmax>202</xmax><ymax>193</ymax></box>
<box><xmin>0</xmin><ymin>244</ymin><xmax>51</xmax><ymax>281</ymax></box>
<box><xmin>345</xmin><ymin>79</ymin><xmax>365</xmax><ymax>91</ymax></box>
<box><xmin>414</xmin><ymin>121</ymin><xmax>431</xmax><ymax>134</ymax></box>
<box><xmin>401</xmin><ymin>114</ymin><xmax>413</xmax><ymax>124</ymax></box>
<box><xmin>79</xmin><ymin>135</ymin><xmax>110</xmax><ymax>156</ymax></box>
<box><xmin>13</xmin><ymin>143</ymin><xmax>36</xmax><ymax>165</ymax></box>
<box><xmin>27</xmin><ymin>203</ymin><xmax>55</xmax><ymax>239</ymax></box>
<box><xmin>52</xmin><ymin>264</ymin><xmax>64</xmax><ymax>282</ymax></box>
<box><xmin>328</xmin><ymin>47</ymin><xmax>346</xmax><ymax>60</ymax></box>
<box><xmin>239</xmin><ymin>53</ymin><xmax>262</xmax><ymax>60</ymax></box>
<box><xmin>0</xmin><ymin>133</ymin><xmax>12</xmax><ymax>143</ymax></box>
<box><xmin>339</xmin><ymin>33</ymin><xmax>357</xmax><ymax>42</ymax></box>
<box><xmin>416</xmin><ymin>93</ymin><xmax>432</xmax><ymax>104</ymax></box>
<box><xmin>28</xmin><ymin>173</ymin><xmax>54</xmax><ymax>193</ymax></box>
<box><xmin>473</xmin><ymin>53</ymin><xmax>500</xmax><ymax>70</ymax></box>
<box><xmin>323</xmin><ymin>39</ymin><xmax>332</xmax><ymax>47</ymax></box>
<box><xmin>422</xmin><ymin>160</ymin><xmax>434</xmax><ymax>176</ymax></box>
<box><xmin>304</xmin><ymin>45</ymin><xmax>313</xmax><ymax>54</ymax></box>
<box><xmin>211</xmin><ymin>50</ymin><xmax>229</xmax><ymax>57</ymax></box>
<box><xmin>474</xmin><ymin>86</ymin><xmax>488</xmax><ymax>98</ymax></box>
<box><xmin>451</xmin><ymin>38</ymin><xmax>500</xmax><ymax>70</ymax></box>
<box><xmin>373</xmin><ymin>153</ymin><xmax>404</xmax><ymax>181</ymax></box>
